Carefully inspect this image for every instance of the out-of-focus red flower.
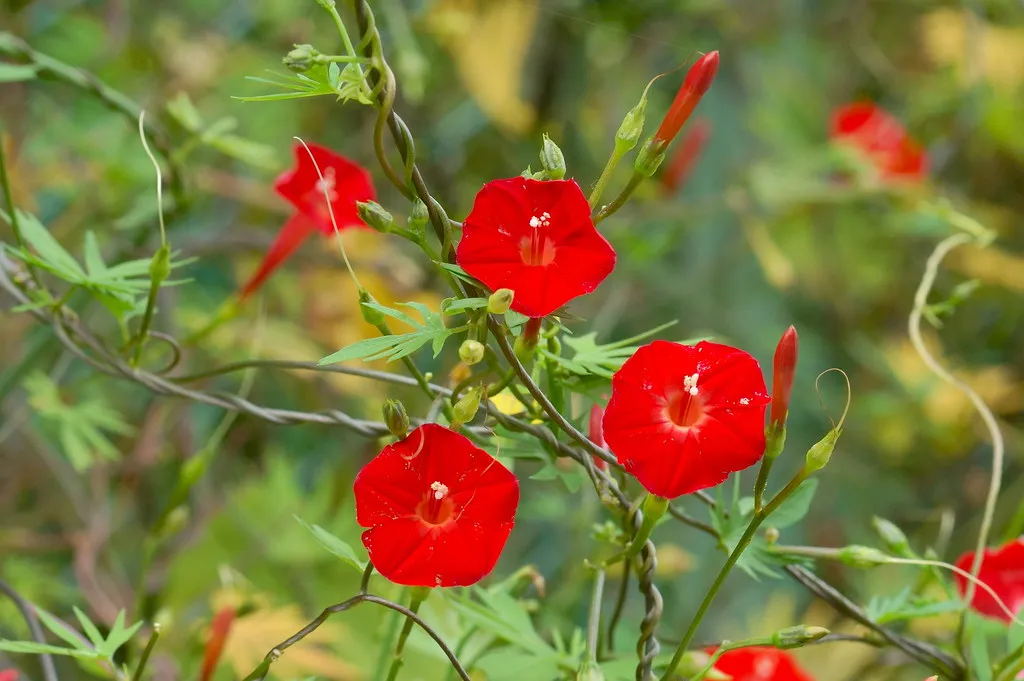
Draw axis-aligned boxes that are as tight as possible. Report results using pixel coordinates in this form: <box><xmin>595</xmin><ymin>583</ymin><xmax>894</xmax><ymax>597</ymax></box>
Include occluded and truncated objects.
<box><xmin>354</xmin><ymin>423</ymin><xmax>520</xmax><ymax>587</ymax></box>
<box><xmin>455</xmin><ymin>177</ymin><xmax>616</xmax><ymax>318</ymax></box>
<box><xmin>602</xmin><ymin>340</ymin><xmax>770</xmax><ymax>498</ymax></box>
<box><xmin>654</xmin><ymin>52</ymin><xmax>719</xmax><ymax>146</ymax></box>
<box><xmin>708</xmin><ymin>647</ymin><xmax>815</xmax><ymax>681</ymax></box>
<box><xmin>199</xmin><ymin>606</ymin><xmax>236</xmax><ymax>681</ymax></box>
<box><xmin>954</xmin><ymin>538</ymin><xmax>1024</xmax><ymax>623</ymax></box>
<box><xmin>660</xmin><ymin>119</ymin><xmax>711</xmax><ymax>195</ymax></box>
<box><xmin>240</xmin><ymin>142</ymin><xmax>375</xmax><ymax>299</ymax></box>
<box><xmin>770</xmin><ymin>326</ymin><xmax>798</xmax><ymax>427</ymax></box>
<box><xmin>830</xmin><ymin>103</ymin><xmax>927</xmax><ymax>181</ymax></box>
<box><xmin>0</xmin><ymin>669</ymin><xmax>20</xmax><ymax>681</ymax></box>
<box><xmin>588</xmin><ymin>403</ymin><xmax>608</xmax><ymax>471</ymax></box>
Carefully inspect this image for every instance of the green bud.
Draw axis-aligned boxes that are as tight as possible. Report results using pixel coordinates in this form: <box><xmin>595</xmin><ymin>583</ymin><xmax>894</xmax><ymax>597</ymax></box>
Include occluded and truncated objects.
<box><xmin>408</xmin><ymin>200</ymin><xmax>429</xmax><ymax>239</ymax></box>
<box><xmin>180</xmin><ymin>455</ymin><xmax>207</xmax><ymax>489</ymax></box>
<box><xmin>771</xmin><ymin>625</ymin><xmax>829</xmax><ymax>650</ymax></box>
<box><xmin>575</xmin><ymin>661</ymin><xmax>604</xmax><ymax>681</ymax></box>
<box><xmin>765</xmin><ymin>422</ymin><xmax>786</xmax><ymax>460</ymax></box>
<box><xmin>459</xmin><ymin>339</ymin><xmax>485</xmax><ymax>366</ymax></box>
<box><xmin>670</xmin><ymin>651</ymin><xmax>729</xmax><ymax>680</ymax></box>
<box><xmin>487</xmin><ymin>289</ymin><xmax>514</xmax><ymax>315</ymax></box>
<box><xmin>633</xmin><ymin>137</ymin><xmax>668</xmax><ymax>177</ymax></box>
<box><xmin>871</xmin><ymin>516</ymin><xmax>911</xmax><ymax>556</ymax></box>
<box><xmin>540</xmin><ymin>134</ymin><xmax>566</xmax><ymax>180</ymax></box>
<box><xmin>383</xmin><ymin>399</ymin><xmax>409</xmax><ymax>438</ymax></box>
<box><xmin>804</xmin><ymin>427</ymin><xmax>841</xmax><ymax>473</ymax></box>
<box><xmin>615</xmin><ymin>98</ymin><xmax>648</xmax><ymax>153</ymax></box>
<box><xmin>514</xmin><ymin>334</ymin><xmax>536</xmax><ymax>363</ymax></box>
<box><xmin>451</xmin><ymin>386</ymin><xmax>483</xmax><ymax>430</ymax></box>
<box><xmin>149</xmin><ymin>244</ymin><xmax>171</xmax><ymax>284</ymax></box>
<box><xmin>159</xmin><ymin>506</ymin><xmax>189</xmax><ymax>541</ymax></box>
<box><xmin>314</xmin><ymin>0</ymin><xmax>336</xmax><ymax>9</ymax></box>
<box><xmin>359</xmin><ymin>289</ymin><xmax>386</xmax><ymax>327</ymax></box>
<box><xmin>763</xmin><ymin>527</ymin><xmax>780</xmax><ymax>545</ymax></box>
<box><xmin>283</xmin><ymin>44</ymin><xmax>319</xmax><ymax>72</ymax></box>
<box><xmin>356</xmin><ymin>200</ymin><xmax>395</xmax><ymax>233</ymax></box>
<box><xmin>838</xmin><ymin>545</ymin><xmax>889</xmax><ymax>569</ymax></box>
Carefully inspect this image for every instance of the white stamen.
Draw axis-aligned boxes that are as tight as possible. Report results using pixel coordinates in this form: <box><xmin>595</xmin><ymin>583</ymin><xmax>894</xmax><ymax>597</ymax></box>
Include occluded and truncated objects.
<box><xmin>529</xmin><ymin>211</ymin><xmax>551</xmax><ymax>228</ymax></box>
<box><xmin>740</xmin><ymin>397</ymin><xmax>750</xmax><ymax>405</ymax></box>
<box><xmin>682</xmin><ymin>373</ymin><xmax>699</xmax><ymax>396</ymax></box>
<box><xmin>430</xmin><ymin>481</ymin><xmax>449</xmax><ymax>500</ymax></box>
<box><xmin>314</xmin><ymin>167</ymin><xmax>338</xmax><ymax>201</ymax></box>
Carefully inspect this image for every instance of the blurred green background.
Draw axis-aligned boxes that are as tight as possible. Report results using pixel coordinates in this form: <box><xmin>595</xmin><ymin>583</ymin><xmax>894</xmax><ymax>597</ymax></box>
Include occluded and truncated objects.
<box><xmin>2</xmin><ymin>0</ymin><xmax>1023</xmax><ymax>679</ymax></box>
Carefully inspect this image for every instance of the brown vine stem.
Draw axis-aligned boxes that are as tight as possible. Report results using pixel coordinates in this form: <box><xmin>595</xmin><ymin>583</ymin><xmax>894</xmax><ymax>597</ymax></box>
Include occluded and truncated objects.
<box><xmin>0</xmin><ymin>575</ymin><xmax>60</xmax><ymax>681</ymax></box>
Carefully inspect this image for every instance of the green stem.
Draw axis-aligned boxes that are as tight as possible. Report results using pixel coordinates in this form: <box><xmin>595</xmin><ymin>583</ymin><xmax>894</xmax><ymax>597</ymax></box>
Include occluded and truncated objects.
<box><xmin>589</xmin><ymin>147</ymin><xmax>627</xmax><ymax>210</ymax></box>
<box><xmin>131</xmin><ymin>624</ymin><xmax>161</xmax><ymax>681</ymax></box>
<box><xmin>0</xmin><ymin>127</ymin><xmax>25</xmax><ymax>249</ymax></box>
<box><xmin>658</xmin><ymin>471</ymin><xmax>808</xmax><ymax>681</ymax></box>
<box><xmin>586</xmin><ymin>568</ymin><xmax>606</xmax><ymax>662</ymax></box>
<box><xmin>594</xmin><ymin>173</ymin><xmax>643</xmax><ymax>225</ymax></box>
<box><xmin>131</xmin><ymin>276</ymin><xmax>162</xmax><ymax>367</ymax></box>
<box><xmin>752</xmin><ymin>455</ymin><xmax>774</xmax><ymax>515</ymax></box>
<box><xmin>373</xmin><ymin>603</ymin><xmax>404</xmax><ymax>681</ymax></box>
<box><xmin>605</xmin><ymin>495</ymin><xmax>668</xmax><ymax>565</ymax></box>
<box><xmin>383</xmin><ymin>590</ymin><xmax>428</xmax><ymax>681</ymax></box>
<box><xmin>318</xmin><ymin>54</ymin><xmax>372</xmax><ymax>64</ymax></box>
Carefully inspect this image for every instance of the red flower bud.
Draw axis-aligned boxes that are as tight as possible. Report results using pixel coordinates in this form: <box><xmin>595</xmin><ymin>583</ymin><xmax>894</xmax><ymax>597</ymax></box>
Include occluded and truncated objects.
<box><xmin>660</xmin><ymin>118</ymin><xmax>711</xmax><ymax>195</ymax></box>
<box><xmin>588</xmin><ymin>404</ymin><xmax>608</xmax><ymax>471</ymax></box>
<box><xmin>199</xmin><ymin>606</ymin><xmax>236</xmax><ymax>681</ymax></box>
<box><xmin>770</xmin><ymin>325</ymin><xmax>798</xmax><ymax>427</ymax></box>
<box><xmin>653</xmin><ymin>52</ymin><xmax>719</xmax><ymax>146</ymax></box>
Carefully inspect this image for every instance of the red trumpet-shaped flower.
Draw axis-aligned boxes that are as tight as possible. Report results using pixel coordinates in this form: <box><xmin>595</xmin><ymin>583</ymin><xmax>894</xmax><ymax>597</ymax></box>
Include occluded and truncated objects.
<box><xmin>0</xmin><ymin>670</ymin><xmax>19</xmax><ymax>681</ymax></box>
<box><xmin>770</xmin><ymin>326</ymin><xmax>798</xmax><ymax>427</ymax></box>
<box><xmin>455</xmin><ymin>177</ymin><xmax>616</xmax><ymax>318</ymax></box>
<box><xmin>954</xmin><ymin>538</ymin><xmax>1024</xmax><ymax>623</ymax></box>
<box><xmin>709</xmin><ymin>647</ymin><xmax>815</xmax><ymax>681</ymax></box>
<box><xmin>354</xmin><ymin>423</ymin><xmax>520</xmax><ymax>587</ymax></box>
<box><xmin>239</xmin><ymin>142</ymin><xmax>375</xmax><ymax>299</ymax></box>
<box><xmin>602</xmin><ymin>340</ymin><xmax>770</xmax><ymax>498</ymax></box>
<box><xmin>654</xmin><ymin>52</ymin><xmax>719</xmax><ymax>145</ymax></box>
<box><xmin>830</xmin><ymin>103</ymin><xmax>927</xmax><ymax>181</ymax></box>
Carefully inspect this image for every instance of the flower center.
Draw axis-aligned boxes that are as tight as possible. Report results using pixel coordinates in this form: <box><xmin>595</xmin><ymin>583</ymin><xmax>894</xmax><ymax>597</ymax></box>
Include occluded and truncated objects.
<box><xmin>666</xmin><ymin>374</ymin><xmax>705</xmax><ymax>428</ymax></box>
<box><xmin>519</xmin><ymin>213</ymin><xmax>557</xmax><ymax>266</ymax></box>
<box><xmin>416</xmin><ymin>480</ymin><xmax>455</xmax><ymax>525</ymax></box>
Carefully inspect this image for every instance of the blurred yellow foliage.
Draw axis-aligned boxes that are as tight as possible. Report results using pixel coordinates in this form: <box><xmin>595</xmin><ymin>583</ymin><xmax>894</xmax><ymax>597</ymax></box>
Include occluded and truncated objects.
<box><xmin>950</xmin><ymin>243</ymin><xmax>1024</xmax><ymax>293</ymax></box>
<box><xmin>921</xmin><ymin>9</ymin><xmax>1024</xmax><ymax>91</ymax></box>
<box><xmin>424</xmin><ymin>0</ymin><xmax>538</xmax><ymax>134</ymax></box>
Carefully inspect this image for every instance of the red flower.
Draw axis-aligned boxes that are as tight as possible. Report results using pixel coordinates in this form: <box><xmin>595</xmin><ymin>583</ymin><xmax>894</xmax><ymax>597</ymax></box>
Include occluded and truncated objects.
<box><xmin>954</xmin><ymin>538</ymin><xmax>1024</xmax><ymax>623</ymax></box>
<box><xmin>240</xmin><ymin>142</ymin><xmax>375</xmax><ymax>299</ymax></box>
<box><xmin>0</xmin><ymin>670</ymin><xmax>19</xmax><ymax>681</ymax></box>
<box><xmin>588</xmin><ymin>403</ymin><xmax>608</xmax><ymax>471</ymax></box>
<box><xmin>660</xmin><ymin>119</ymin><xmax>711</xmax><ymax>195</ymax></box>
<box><xmin>830</xmin><ymin>103</ymin><xmax>927</xmax><ymax>181</ymax></box>
<box><xmin>354</xmin><ymin>423</ymin><xmax>520</xmax><ymax>587</ymax></box>
<box><xmin>654</xmin><ymin>52</ymin><xmax>719</xmax><ymax>145</ymax></box>
<box><xmin>602</xmin><ymin>340</ymin><xmax>770</xmax><ymax>498</ymax></box>
<box><xmin>199</xmin><ymin>606</ymin><xmax>236</xmax><ymax>681</ymax></box>
<box><xmin>709</xmin><ymin>647</ymin><xmax>815</xmax><ymax>681</ymax></box>
<box><xmin>455</xmin><ymin>177</ymin><xmax>616</xmax><ymax>318</ymax></box>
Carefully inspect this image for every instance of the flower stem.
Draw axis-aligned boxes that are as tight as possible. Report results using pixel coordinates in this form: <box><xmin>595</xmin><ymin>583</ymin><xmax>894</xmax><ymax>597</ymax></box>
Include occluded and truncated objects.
<box><xmin>384</xmin><ymin>589</ymin><xmax>428</xmax><ymax>681</ymax></box>
<box><xmin>589</xmin><ymin>147</ymin><xmax>627</xmax><ymax>210</ymax></box>
<box><xmin>605</xmin><ymin>495</ymin><xmax>669</xmax><ymax>566</ymax></box>
<box><xmin>658</xmin><ymin>471</ymin><xmax>808</xmax><ymax>681</ymax></box>
<box><xmin>586</xmin><ymin>568</ymin><xmax>606</xmax><ymax>662</ymax></box>
<box><xmin>594</xmin><ymin>172</ymin><xmax>643</xmax><ymax>225</ymax></box>
<box><xmin>752</xmin><ymin>455</ymin><xmax>775</xmax><ymax>515</ymax></box>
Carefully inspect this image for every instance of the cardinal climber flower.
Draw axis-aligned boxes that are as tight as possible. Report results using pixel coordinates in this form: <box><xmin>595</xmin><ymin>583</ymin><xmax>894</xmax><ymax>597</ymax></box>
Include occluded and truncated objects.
<box><xmin>0</xmin><ymin>670</ymin><xmax>18</xmax><ymax>681</ymax></box>
<box><xmin>602</xmin><ymin>340</ymin><xmax>770</xmax><ymax>498</ymax></box>
<box><xmin>830</xmin><ymin>103</ymin><xmax>927</xmax><ymax>182</ymax></box>
<box><xmin>455</xmin><ymin>177</ymin><xmax>616</xmax><ymax>318</ymax></box>
<box><xmin>709</xmin><ymin>647</ymin><xmax>815</xmax><ymax>681</ymax></box>
<box><xmin>588</xmin><ymin>403</ymin><xmax>608</xmax><ymax>471</ymax></box>
<box><xmin>353</xmin><ymin>423</ymin><xmax>520</xmax><ymax>587</ymax></box>
<box><xmin>239</xmin><ymin>142</ymin><xmax>375</xmax><ymax>299</ymax></box>
<box><xmin>953</xmin><ymin>538</ymin><xmax>1024</xmax><ymax>623</ymax></box>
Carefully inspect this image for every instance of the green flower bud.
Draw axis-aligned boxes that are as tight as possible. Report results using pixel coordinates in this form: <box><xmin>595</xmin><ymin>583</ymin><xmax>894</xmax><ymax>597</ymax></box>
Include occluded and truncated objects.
<box><xmin>615</xmin><ymin>99</ymin><xmax>647</xmax><ymax>153</ymax></box>
<box><xmin>764</xmin><ymin>422</ymin><xmax>786</xmax><ymax>460</ymax></box>
<box><xmin>763</xmin><ymin>527</ymin><xmax>780</xmax><ymax>545</ymax></box>
<box><xmin>540</xmin><ymin>134</ymin><xmax>566</xmax><ymax>180</ymax></box>
<box><xmin>408</xmin><ymin>200</ymin><xmax>429</xmax><ymax>239</ymax></box>
<box><xmin>383</xmin><ymin>399</ymin><xmax>409</xmax><ymax>438</ymax></box>
<box><xmin>838</xmin><ymin>545</ymin><xmax>889</xmax><ymax>569</ymax></box>
<box><xmin>359</xmin><ymin>289</ymin><xmax>386</xmax><ymax>327</ymax></box>
<box><xmin>356</xmin><ymin>200</ymin><xmax>395</xmax><ymax>233</ymax></box>
<box><xmin>159</xmin><ymin>506</ymin><xmax>189</xmax><ymax>541</ymax></box>
<box><xmin>283</xmin><ymin>44</ymin><xmax>319</xmax><ymax>73</ymax></box>
<box><xmin>575</xmin><ymin>661</ymin><xmax>604</xmax><ymax>681</ymax></box>
<box><xmin>633</xmin><ymin>137</ymin><xmax>668</xmax><ymax>178</ymax></box>
<box><xmin>872</xmin><ymin>516</ymin><xmax>911</xmax><ymax>556</ymax></box>
<box><xmin>487</xmin><ymin>289</ymin><xmax>514</xmax><ymax>315</ymax></box>
<box><xmin>451</xmin><ymin>386</ymin><xmax>483</xmax><ymax>430</ymax></box>
<box><xmin>771</xmin><ymin>625</ymin><xmax>829</xmax><ymax>650</ymax></box>
<box><xmin>804</xmin><ymin>427</ymin><xmax>841</xmax><ymax>473</ymax></box>
<box><xmin>459</xmin><ymin>339</ymin><xmax>485</xmax><ymax>366</ymax></box>
<box><xmin>149</xmin><ymin>245</ymin><xmax>171</xmax><ymax>284</ymax></box>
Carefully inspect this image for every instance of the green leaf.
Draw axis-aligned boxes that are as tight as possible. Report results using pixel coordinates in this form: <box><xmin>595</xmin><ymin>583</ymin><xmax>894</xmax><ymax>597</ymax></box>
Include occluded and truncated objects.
<box><xmin>34</xmin><ymin>607</ymin><xmax>90</xmax><ymax>650</ymax></box>
<box><xmin>544</xmin><ymin>321</ymin><xmax>678</xmax><ymax>378</ymax></box>
<box><xmin>0</xmin><ymin>640</ymin><xmax>101</xmax><ymax>659</ymax></box>
<box><xmin>439</xmin><ymin>262</ymin><xmax>483</xmax><ymax>286</ymax></box>
<box><xmin>100</xmin><ymin>610</ymin><xmax>142</xmax><ymax>656</ymax></box>
<box><xmin>166</xmin><ymin>91</ymin><xmax>204</xmax><ymax>132</ymax></box>
<box><xmin>295</xmin><ymin>516</ymin><xmax>367</xmax><ymax>572</ymax></box>
<box><xmin>72</xmin><ymin>607</ymin><xmax>105</xmax><ymax>648</ymax></box>
<box><xmin>474</xmin><ymin>647</ymin><xmax>564</xmax><ymax>681</ymax></box>
<box><xmin>740</xmin><ymin>478</ymin><xmax>819</xmax><ymax>529</ymax></box>
<box><xmin>865</xmin><ymin>588</ymin><xmax>964</xmax><ymax>624</ymax></box>
<box><xmin>970</xmin><ymin>623</ymin><xmax>993</xmax><ymax>681</ymax></box>
<box><xmin>504</xmin><ymin>309</ymin><xmax>529</xmax><ymax>333</ymax></box>
<box><xmin>11</xmin><ymin>210</ymin><xmax>85</xmax><ymax>278</ymax></box>
<box><xmin>441</xmin><ymin>297</ymin><xmax>489</xmax><ymax>315</ymax></box>
<box><xmin>319</xmin><ymin>302</ymin><xmax>453</xmax><ymax>365</ymax></box>
<box><xmin>82</xmin><ymin>232</ymin><xmax>106</xmax><ymax>277</ymax></box>
<box><xmin>0</xmin><ymin>62</ymin><xmax>38</xmax><ymax>82</ymax></box>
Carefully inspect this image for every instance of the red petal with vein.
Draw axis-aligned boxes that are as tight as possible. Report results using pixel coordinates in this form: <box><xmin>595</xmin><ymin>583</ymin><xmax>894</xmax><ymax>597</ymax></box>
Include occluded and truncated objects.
<box><xmin>456</xmin><ymin>177</ymin><xmax>616</xmax><ymax>318</ymax></box>
<box><xmin>275</xmin><ymin>142</ymin><xmax>375</xmax><ymax>235</ymax></box>
<box><xmin>602</xmin><ymin>340</ymin><xmax>769</xmax><ymax>498</ymax></box>
<box><xmin>954</xmin><ymin>538</ymin><xmax>1024</xmax><ymax>623</ymax></box>
<box><xmin>707</xmin><ymin>647</ymin><xmax>815</xmax><ymax>681</ymax></box>
<box><xmin>239</xmin><ymin>214</ymin><xmax>315</xmax><ymax>300</ymax></box>
<box><xmin>354</xmin><ymin>423</ymin><xmax>520</xmax><ymax>587</ymax></box>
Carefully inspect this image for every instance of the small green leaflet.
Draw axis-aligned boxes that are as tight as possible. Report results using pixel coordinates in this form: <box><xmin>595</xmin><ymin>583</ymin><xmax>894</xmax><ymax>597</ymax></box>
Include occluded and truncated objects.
<box><xmin>864</xmin><ymin>587</ymin><xmax>964</xmax><ymax>624</ymax></box>
<box><xmin>0</xmin><ymin>62</ymin><xmax>38</xmax><ymax>82</ymax></box>
<box><xmin>439</xmin><ymin>263</ymin><xmax>483</xmax><ymax>287</ymax></box>
<box><xmin>319</xmin><ymin>301</ymin><xmax>454</xmax><ymax>365</ymax></box>
<box><xmin>442</xmin><ymin>297</ymin><xmax>489</xmax><ymax>315</ymax></box>
<box><xmin>237</xmin><ymin>64</ymin><xmax>372</xmax><ymax>105</ymax></box>
<box><xmin>737</xmin><ymin>478</ymin><xmax>819</xmax><ymax>529</ymax></box>
<box><xmin>166</xmin><ymin>92</ymin><xmax>276</xmax><ymax>169</ymax></box>
<box><xmin>294</xmin><ymin>516</ymin><xmax>367</xmax><ymax>572</ymax></box>
<box><xmin>1</xmin><ymin>607</ymin><xmax>142</xmax><ymax>661</ymax></box>
<box><xmin>541</xmin><ymin>321</ymin><xmax>678</xmax><ymax>378</ymax></box>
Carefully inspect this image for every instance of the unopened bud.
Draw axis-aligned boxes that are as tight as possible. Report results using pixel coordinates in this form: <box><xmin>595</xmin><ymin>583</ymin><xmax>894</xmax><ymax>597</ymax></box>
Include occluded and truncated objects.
<box><xmin>653</xmin><ymin>51</ymin><xmax>720</xmax><ymax>145</ymax></box>
<box><xmin>383</xmin><ymin>399</ymin><xmax>409</xmax><ymax>438</ymax></box>
<box><xmin>540</xmin><ymin>134</ymin><xmax>566</xmax><ymax>180</ymax></box>
<box><xmin>359</xmin><ymin>289</ymin><xmax>386</xmax><ymax>327</ymax></box>
<box><xmin>356</xmin><ymin>201</ymin><xmax>394</xmax><ymax>233</ymax></box>
<box><xmin>283</xmin><ymin>44</ymin><xmax>319</xmax><ymax>72</ymax></box>
<box><xmin>871</xmin><ymin>517</ymin><xmax>910</xmax><ymax>556</ymax></box>
<box><xmin>615</xmin><ymin>99</ymin><xmax>648</xmax><ymax>153</ymax></box>
<box><xmin>764</xmin><ymin>422</ymin><xmax>786</xmax><ymax>460</ymax></box>
<box><xmin>451</xmin><ymin>386</ymin><xmax>483</xmax><ymax>429</ymax></box>
<box><xmin>771</xmin><ymin>625</ymin><xmax>829</xmax><ymax>649</ymax></box>
<box><xmin>671</xmin><ymin>651</ymin><xmax>730</xmax><ymax>680</ymax></box>
<box><xmin>764</xmin><ymin>527</ymin><xmax>780</xmax><ymax>545</ymax></box>
<box><xmin>771</xmin><ymin>325</ymin><xmax>798</xmax><ymax>427</ymax></box>
<box><xmin>459</xmin><ymin>339</ymin><xmax>485</xmax><ymax>366</ymax></box>
<box><xmin>804</xmin><ymin>427</ymin><xmax>841</xmax><ymax>473</ymax></box>
<box><xmin>149</xmin><ymin>245</ymin><xmax>171</xmax><ymax>283</ymax></box>
<box><xmin>838</xmin><ymin>545</ymin><xmax>889</xmax><ymax>569</ymax></box>
<box><xmin>575</xmin><ymin>661</ymin><xmax>604</xmax><ymax>681</ymax></box>
<box><xmin>160</xmin><ymin>506</ymin><xmax>189</xmax><ymax>541</ymax></box>
<box><xmin>634</xmin><ymin>138</ymin><xmax>668</xmax><ymax>178</ymax></box>
<box><xmin>408</xmin><ymin>200</ymin><xmax>429</xmax><ymax>238</ymax></box>
<box><xmin>487</xmin><ymin>289</ymin><xmax>514</xmax><ymax>315</ymax></box>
